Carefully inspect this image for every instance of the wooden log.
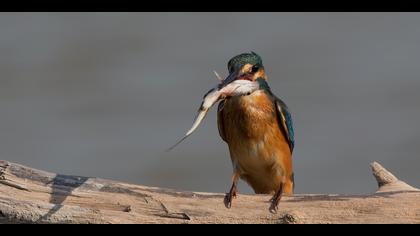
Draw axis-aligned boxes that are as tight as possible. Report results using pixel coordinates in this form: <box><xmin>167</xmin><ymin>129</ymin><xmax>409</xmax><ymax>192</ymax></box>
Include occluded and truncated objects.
<box><xmin>0</xmin><ymin>160</ymin><xmax>419</xmax><ymax>224</ymax></box>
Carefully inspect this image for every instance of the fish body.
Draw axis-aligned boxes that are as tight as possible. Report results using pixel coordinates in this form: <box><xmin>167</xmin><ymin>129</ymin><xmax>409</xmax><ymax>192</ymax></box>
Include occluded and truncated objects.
<box><xmin>167</xmin><ymin>79</ymin><xmax>259</xmax><ymax>151</ymax></box>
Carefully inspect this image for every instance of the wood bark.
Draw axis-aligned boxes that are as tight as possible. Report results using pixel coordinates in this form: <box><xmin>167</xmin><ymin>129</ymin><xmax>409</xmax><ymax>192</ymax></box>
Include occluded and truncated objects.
<box><xmin>0</xmin><ymin>160</ymin><xmax>418</xmax><ymax>224</ymax></box>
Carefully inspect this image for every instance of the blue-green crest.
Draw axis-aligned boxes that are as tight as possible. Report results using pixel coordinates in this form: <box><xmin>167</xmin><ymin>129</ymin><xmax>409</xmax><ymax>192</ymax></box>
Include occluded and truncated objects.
<box><xmin>227</xmin><ymin>52</ymin><xmax>263</xmax><ymax>73</ymax></box>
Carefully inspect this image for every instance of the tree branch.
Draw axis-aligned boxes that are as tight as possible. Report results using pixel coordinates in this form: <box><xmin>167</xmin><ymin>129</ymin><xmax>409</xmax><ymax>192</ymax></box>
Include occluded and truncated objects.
<box><xmin>0</xmin><ymin>160</ymin><xmax>418</xmax><ymax>224</ymax></box>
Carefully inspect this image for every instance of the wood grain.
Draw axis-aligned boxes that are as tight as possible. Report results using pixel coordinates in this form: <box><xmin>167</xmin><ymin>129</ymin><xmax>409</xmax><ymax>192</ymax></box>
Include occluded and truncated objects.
<box><xmin>0</xmin><ymin>160</ymin><xmax>418</xmax><ymax>224</ymax></box>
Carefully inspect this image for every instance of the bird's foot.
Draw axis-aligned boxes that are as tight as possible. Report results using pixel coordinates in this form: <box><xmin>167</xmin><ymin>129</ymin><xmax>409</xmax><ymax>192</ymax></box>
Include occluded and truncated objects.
<box><xmin>269</xmin><ymin>199</ymin><xmax>279</xmax><ymax>214</ymax></box>
<box><xmin>224</xmin><ymin>189</ymin><xmax>237</xmax><ymax>209</ymax></box>
<box><xmin>224</xmin><ymin>174</ymin><xmax>239</xmax><ymax>209</ymax></box>
<box><xmin>269</xmin><ymin>182</ymin><xmax>284</xmax><ymax>214</ymax></box>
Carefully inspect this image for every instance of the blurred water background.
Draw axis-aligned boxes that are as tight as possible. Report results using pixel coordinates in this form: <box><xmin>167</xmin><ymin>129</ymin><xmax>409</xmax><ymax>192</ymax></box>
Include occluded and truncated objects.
<box><xmin>1</xmin><ymin>13</ymin><xmax>419</xmax><ymax>194</ymax></box>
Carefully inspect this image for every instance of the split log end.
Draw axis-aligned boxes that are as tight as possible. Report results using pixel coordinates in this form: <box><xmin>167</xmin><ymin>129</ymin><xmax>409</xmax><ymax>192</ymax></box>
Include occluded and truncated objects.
<box><xmin>370</xmin><ymin>161</ymin><xmax>418</xmax><ymax>193</ymax></box>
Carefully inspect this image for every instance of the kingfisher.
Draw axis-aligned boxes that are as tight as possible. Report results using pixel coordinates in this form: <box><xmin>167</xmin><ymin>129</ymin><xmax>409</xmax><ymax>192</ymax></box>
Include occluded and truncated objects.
<box><xmin>217</xmin><ymin>52</ymin><xmax>295</xmax><ymax>212</ymax></box>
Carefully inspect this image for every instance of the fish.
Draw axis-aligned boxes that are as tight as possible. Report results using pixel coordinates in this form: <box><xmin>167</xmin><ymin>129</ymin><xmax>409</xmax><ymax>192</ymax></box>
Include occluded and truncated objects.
<box><xmin>167</xmin><ymin>79</ymin><xmax>260</xmax><ymax>151</ymax></box>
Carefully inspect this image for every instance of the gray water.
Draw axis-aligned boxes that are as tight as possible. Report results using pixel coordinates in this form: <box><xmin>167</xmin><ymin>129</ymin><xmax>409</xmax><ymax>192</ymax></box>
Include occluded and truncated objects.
<box><xmin>1</xmin><ymin>13</ymin><xmax>419</xmax><ymax>195</ymax></box>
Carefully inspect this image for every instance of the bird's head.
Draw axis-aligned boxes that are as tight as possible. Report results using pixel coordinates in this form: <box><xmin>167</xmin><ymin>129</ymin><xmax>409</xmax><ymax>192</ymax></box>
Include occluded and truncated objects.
<box><xmin>221</xmin><ymin>52</ymin><xmax>267</xmax><ymax>89</ymax></box>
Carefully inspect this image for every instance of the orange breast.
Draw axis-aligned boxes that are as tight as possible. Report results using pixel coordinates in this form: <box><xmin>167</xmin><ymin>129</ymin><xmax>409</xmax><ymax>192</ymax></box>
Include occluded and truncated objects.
<box><xmin>220</xmin><ymin>91</ymin><xmax>293</xmax><ymax>194</ymax></box>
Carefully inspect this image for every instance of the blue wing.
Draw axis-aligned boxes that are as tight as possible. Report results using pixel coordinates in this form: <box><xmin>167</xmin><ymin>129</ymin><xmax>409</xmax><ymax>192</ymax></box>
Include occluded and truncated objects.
<box><xmin>217</xmin><ymin>100</ymin><xmax>227</xmax><ymax>142</ymax></box>
<box><xmin>274</xmin><ymin>97</ymin><xmax>295</xmax><ymax>153</ymax></box>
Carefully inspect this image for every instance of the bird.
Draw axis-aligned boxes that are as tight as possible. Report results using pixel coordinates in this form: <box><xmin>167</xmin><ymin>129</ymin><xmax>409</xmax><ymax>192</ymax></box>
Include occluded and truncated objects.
<box><xmin>216</xmin><ymin>52</ymin><xmax>295</xmax><ymax>212</ymax></box>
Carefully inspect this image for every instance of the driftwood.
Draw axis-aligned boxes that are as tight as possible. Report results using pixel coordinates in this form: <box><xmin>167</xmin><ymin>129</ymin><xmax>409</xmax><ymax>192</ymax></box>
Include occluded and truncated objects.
<box><xmin>0</xmin><ymin>160</ymin><xmax>419</xmax><ymax>224</ymax></box>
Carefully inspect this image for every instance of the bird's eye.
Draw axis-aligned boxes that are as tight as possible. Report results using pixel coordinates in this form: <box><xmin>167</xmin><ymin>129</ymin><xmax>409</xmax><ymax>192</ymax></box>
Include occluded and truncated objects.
<box><xmin>251</xmin><ymin>65</ymin><xmax>259</xmax><ymax>73</ymax></box>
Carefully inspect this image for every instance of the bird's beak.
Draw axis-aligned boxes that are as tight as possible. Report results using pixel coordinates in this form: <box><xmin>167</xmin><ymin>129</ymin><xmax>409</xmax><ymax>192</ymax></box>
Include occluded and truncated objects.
<box><xmin>219</xmin><ymin>69</ymin><xmax>240</xmax><ymax>89</ymax></box>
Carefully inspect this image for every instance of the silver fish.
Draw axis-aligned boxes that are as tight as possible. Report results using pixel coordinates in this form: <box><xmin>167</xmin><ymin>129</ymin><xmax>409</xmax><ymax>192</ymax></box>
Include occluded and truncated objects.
<box><xmin>167</xmin><ymin>79</ymin><xmax>259</xmax><ymax>151</ymax></box>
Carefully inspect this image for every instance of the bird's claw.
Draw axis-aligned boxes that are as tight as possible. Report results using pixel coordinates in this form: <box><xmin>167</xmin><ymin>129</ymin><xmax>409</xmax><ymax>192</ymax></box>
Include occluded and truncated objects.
<box><xmin>269</xmin><ymin>201</ymin><xmax>279</xmax><ymax>214</ymax></box>
<box><xmin>224</xmin><ymin>194</ymin><xmax>232</xmax><ymax>208</ymax></box>
<box><xmin>268</xmin><ymin>182</ymin><xmax>284</xmax><ymax>213</ymax></box>
<box><xmin>224</xmin><ymin>191</ymin><xmax>237</xmax><ymax>209</ymax></box>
